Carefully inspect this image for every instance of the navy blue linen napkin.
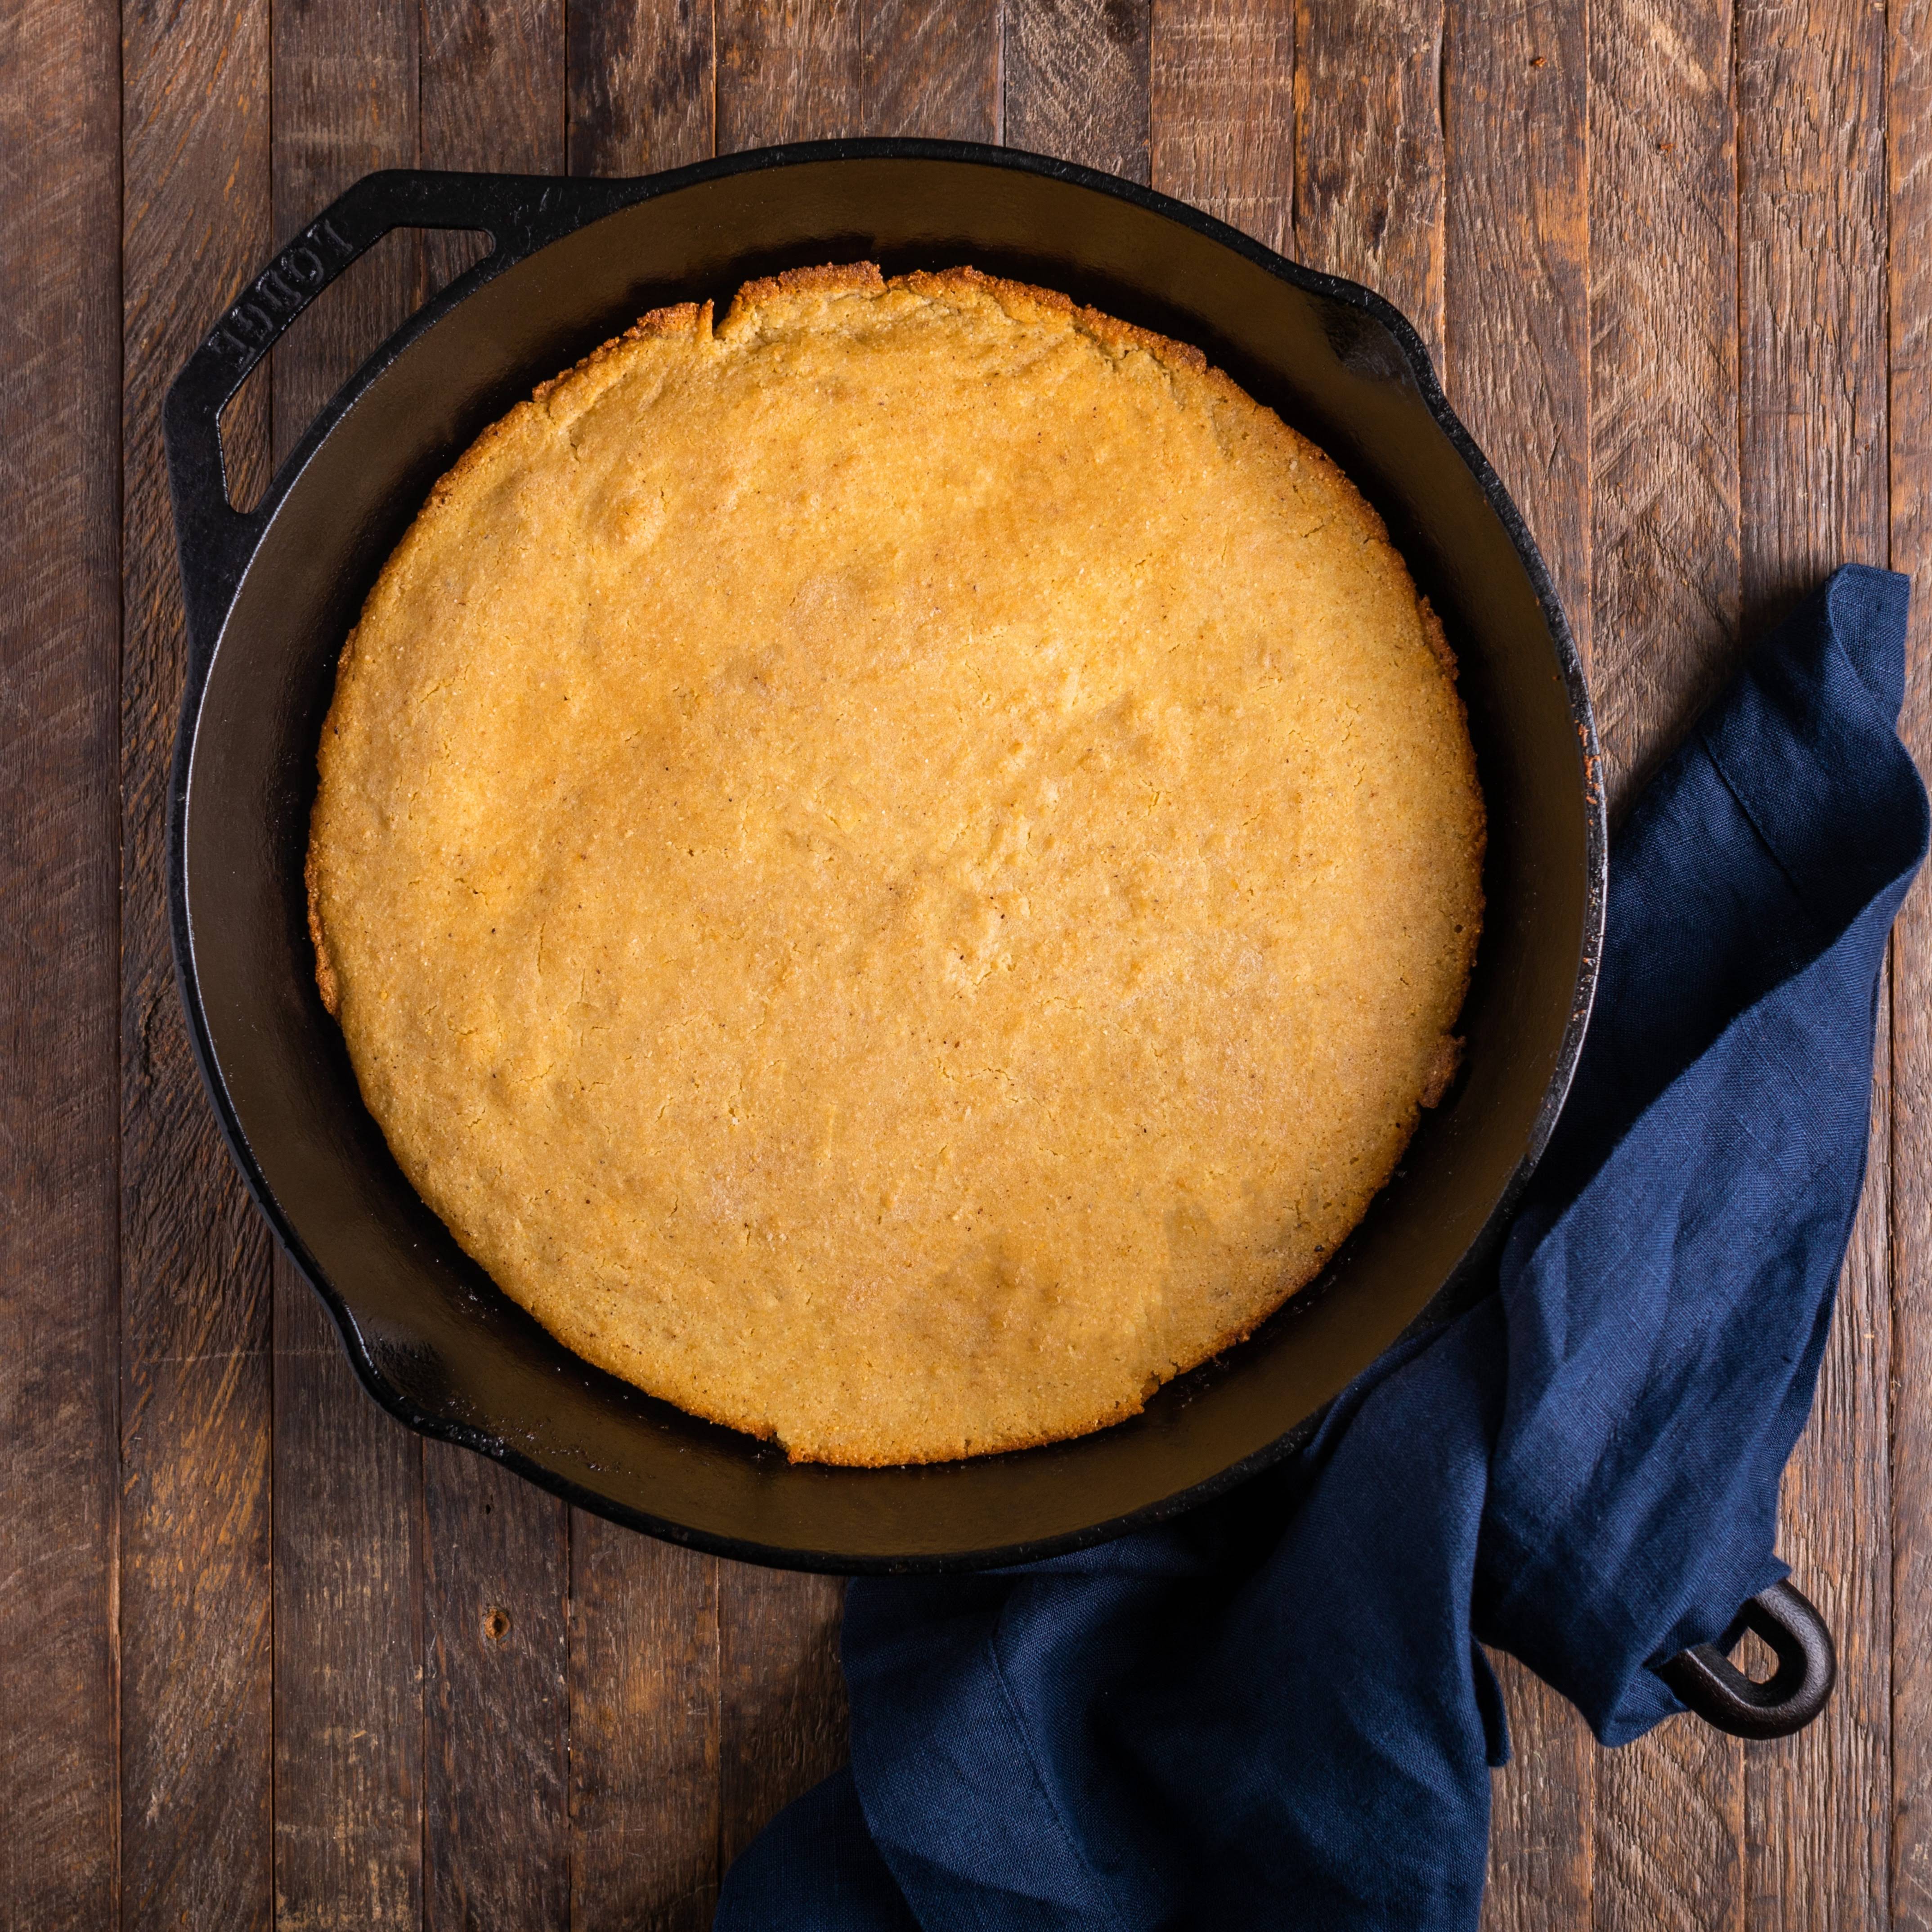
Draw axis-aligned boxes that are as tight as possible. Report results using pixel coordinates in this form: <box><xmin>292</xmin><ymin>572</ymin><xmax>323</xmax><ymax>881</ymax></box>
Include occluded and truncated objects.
<box><xmin>715</xmin><ymin>566</ymin><xmax>1928</xmax><ymax>1932</ymax></box>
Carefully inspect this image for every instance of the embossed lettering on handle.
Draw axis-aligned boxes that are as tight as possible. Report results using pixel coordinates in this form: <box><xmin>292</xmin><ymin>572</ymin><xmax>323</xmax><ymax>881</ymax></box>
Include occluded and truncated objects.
<box><xmin>202</xmin><ymin>217</ymin><xmax>357</xmax><ymax>371</ymax></box>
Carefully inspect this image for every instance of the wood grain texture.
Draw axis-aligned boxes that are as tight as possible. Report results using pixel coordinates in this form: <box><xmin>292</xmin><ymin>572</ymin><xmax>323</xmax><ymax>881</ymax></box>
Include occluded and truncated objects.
<box><xmin>0</xmin><ymin>0</ymin><xmax>120</xmax><ymax>1923</ymax></box>
<box><xmin>424</xmin><ymin>0</ymin><xmax>565</xmax><ymax>172</ymax></box>
<box><xmin>272</xmin><ymin>1287</ymin><xmax>426</xmax><ymax>1932</ymax></box>
<box><xmin>117</xmin><ymin>0</ymin><xmax>278</xmax><ymax>1923</ymax></box>
<box><xmin>1600</xmin><ymin>1720</ymin><xmax>1745</xmax><ymax>1932</ymax></box>
<box><xmin>423</xmin><ymin>1450</ymin><xmax>569</xmax><ymax>1932</ymax></box>
<box><xmin>570</xmin><ymin>1529</ymin><xmax>720</xmax><ymax>1931</ymax></box>
<box><xmin>860</xmin><ymin>0</ymin><xmax>1001</xmax><ymax>141</ymax></box>
<box><xmin>1294</xmin><ymin>0</ymin><xmax>1445</xmax><ymax>364</ymax></box>
<box><xmin>568</xmin><ymin>0</ymin><xmax>714</xmax><ymax>178</ymax></box>
<box><xmin>1737</xmin><ymin>1</ymin><xmax>1892</xmax><ymax>1928</ymax></box>
<box><xmin>1586</xmin><ymin>7</ymin><xmax>1748</xmax><ymax>1928</ymax></box>
<box><xmin>1443</xmin><ymin>0</ymin><xmax>1589</xmax><ymax>659</ymax></box>
<box><xmin>1438</xmin><ymin>10</ymin><xmax>1593</xmax><ymax>1923</ymax></box>
<box><xmin>1150</xmin><ymin>0</ymin><xmax>1293</xmax><ymax>253</ymax></box>
<box><xmin>1737</xmin><ymin>0</ymin><xmax>1889</xmax><ymax>625</ymax></box>
<box><xmin>1007</xmin><ymin>0</ymin><xmax>1152</xmax><ymax>184</ymax></box>
<box><xmin>421</xmin><ymin>0</ymin><xmax>563</xmax><ymax>292</ymax></box>
<box><xmin>1890</xmin><ymin>4</ymin><xmax>1932</xmax><ymax>1923</ymax></box>
<box><xmin>717</xmin><ymin>0</ymin><xmax>861</xmax><ymax>152</ymax></box>
<box><xmin>265</xmin><ymin>8</ymin><xmax>427</xmax><ymax>1926</ymax></box>
<box><xmin>1588</xmin><ymin>0</ymin><xmax>1741</xmax><ymax>811</ymax></box>
<box><xmin>1483</xmin><ymin>1656</ymin><xmax>1596</xmax><ymax>1932</ymax></box>
<box><xmin>718</xmin><ymin>1569</ymin><xmax>848</xmax><ymax>1874</ymax></box>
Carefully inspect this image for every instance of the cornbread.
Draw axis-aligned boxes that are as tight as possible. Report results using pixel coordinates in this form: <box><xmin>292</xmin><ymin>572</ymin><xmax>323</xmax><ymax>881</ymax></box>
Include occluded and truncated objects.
<box><xmin>306</xmin><ymin>262</ymin><xmax>1484</xmax><ymax>1466</ymax></box>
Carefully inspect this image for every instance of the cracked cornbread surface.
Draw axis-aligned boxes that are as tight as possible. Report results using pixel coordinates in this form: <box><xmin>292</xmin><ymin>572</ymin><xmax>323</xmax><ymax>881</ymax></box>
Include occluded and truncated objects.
<box><xmin>305</xmin><ymin>262</ymin><xmax>1484</xmax><ymax>1466</ymax></box>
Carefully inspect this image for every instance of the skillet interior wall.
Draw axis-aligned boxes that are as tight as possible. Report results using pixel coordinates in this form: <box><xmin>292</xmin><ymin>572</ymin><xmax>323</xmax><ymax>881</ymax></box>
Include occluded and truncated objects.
<box><xmin>178</xmin><ymin>154</ymin><xmax>1596</xmax><ymax>1566</ymax></box>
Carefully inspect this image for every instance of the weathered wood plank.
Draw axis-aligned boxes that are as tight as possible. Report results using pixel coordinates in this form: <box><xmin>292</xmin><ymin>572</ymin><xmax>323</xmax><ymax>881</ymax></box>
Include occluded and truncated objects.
<box><xmin>1293</xmin><ymin>0</ymin><xmax>1444</xmax><ymax>365</ymax></box>
<box><xmin>117</xmin><ymin>0</ymin><xmax>277</xmax><ymax>1921</ymax></box>
<box><xmin>1482</xmin><ymin>1654</ymin><xmax>1596</xmax><ymax>1932</ymax></box>
<box><xmin>265</xmin><ymin>9</ymin><xmax>426</xmax><ymax>1928</ymax></box>
<box><xmin>424</xmin><ymin>1449</ymin><xmax>569</xmax><ymax>1932</ymax></box>
<box><xmin>1600</xmin><ymin>1721</ymin><xmax>1745</xmax><ymax>1932</ymax></box>
<box><xmin>420</xmin><ymin>0</ymin><xmax>562</xmax><ymax>291</ymax></box>
<box><xmin>717</xmin><ymin>1568</ymin><xmax>849</xmax><ymax>1874</ymax></box>
<box><xmin>1890</xmin><ymin>4</ymin><xmax>1932</xmax><ymax>1924</ymax></box>
<box><xmin>0</xmin><ymin>0</ymin><xmax>121</xmax><ymax>1923</ymax></box>
<box><xmin>1008</xmin><ymin>0</ymin><xmax>1152</xmax><ymax>185</ymax></box>
<box><xmin>717</xmin><ymin>0</ymin><xmax>861</xmax><ymax>153</ymax></box>
<box><xmin>424</xmin><ymin>0</ymin><xmax>565</xmax><ymax>180</ymax></box>
<box><xmin>1737</xmin><ymin>0</ymin><xmax>1889</xmax><ymax>628</ymax></box>
<box><xmin>272</xmin><ymin>1279</ymin><xmax>426</xmax><ymax>1930</ymax></box>
<box><xmin>571</xmin><ymin>1529</ymin><xmax>721</xmax><ymax>1931</ymax></box>
<box><xmin>1150</xmin><ymin>0</ymin><xmax>1292</xmax><ymax>254</ymax></box>
<box><xmin>568</xmin><ymin>0</ymin><xmax>714</xmax><ymax>178</ymax></box>
<box><xmin>1438</xmin><ymin>5</ymin><xmax>1594</xmax><ymax>1924</ymax></box>
<box><xmin>1589</xmin><ymin>0</ymin><xmax>1743</xmax><ymax>811</ymax></box>
<box><xmin>1443</xmin><ymin>0</ymin><xmax>1589</xmax><ymax>663</ymax></box>
<box><xmin>413</xmin><ymin>9</ymin><xmax>574</xmax><ymax>1924</ymax></box>
<box><xmin>1736</xmin><ymin>0</ymin><xmax>1892</xmax><ymax>1927</ymax></box>
<box><xmin>860</xmin><ymin>0</ymin><xmax>1001</xmax><ymax>141</ymax></box>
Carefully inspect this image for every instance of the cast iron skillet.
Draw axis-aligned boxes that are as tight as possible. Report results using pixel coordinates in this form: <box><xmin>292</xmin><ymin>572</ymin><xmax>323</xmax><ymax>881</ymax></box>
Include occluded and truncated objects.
<box><xmin>163</xmin><ymin>140</ymin><xmax>1828</xmax><ymax>1735</ymax></box>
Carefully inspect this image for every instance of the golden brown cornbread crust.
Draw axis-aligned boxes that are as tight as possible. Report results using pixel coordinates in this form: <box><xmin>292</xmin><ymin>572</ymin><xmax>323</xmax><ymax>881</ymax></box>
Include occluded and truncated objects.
<box><xmin>307</xmin><ymin>261</ymin><xmax>1485</xmax><ymax>1466</ymax></box>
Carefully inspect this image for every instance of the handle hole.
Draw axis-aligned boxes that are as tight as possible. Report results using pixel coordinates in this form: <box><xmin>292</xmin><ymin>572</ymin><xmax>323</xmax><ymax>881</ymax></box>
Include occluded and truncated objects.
<box><xmin>217</xmin><ymin>224</ymin><xmax>493</xmax><ymax>513</ymax></box>
<box><xmin>1734</xmin><ymin>1626</ymin><xmax>1778</xmax><ymax>1684</ymax></box>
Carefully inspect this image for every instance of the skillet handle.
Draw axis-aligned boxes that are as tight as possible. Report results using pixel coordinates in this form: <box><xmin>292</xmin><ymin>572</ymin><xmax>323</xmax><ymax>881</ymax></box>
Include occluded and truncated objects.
<box><xmin>1654</xmin><ymin>1578</ymin><xmax>1836</xmax><ymax>1739</ymax></box>
<box><xmin>161</xmin><ymin>168</ymin><xmax>621</xmax><ymax>662</ymax></box>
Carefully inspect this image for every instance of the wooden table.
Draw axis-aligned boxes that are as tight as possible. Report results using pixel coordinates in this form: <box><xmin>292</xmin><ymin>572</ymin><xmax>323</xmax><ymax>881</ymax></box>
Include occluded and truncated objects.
<box><xmin>6</xmin><ymin>0</ymin><xmax>1926</xmax><ymax>1924</ymax></box>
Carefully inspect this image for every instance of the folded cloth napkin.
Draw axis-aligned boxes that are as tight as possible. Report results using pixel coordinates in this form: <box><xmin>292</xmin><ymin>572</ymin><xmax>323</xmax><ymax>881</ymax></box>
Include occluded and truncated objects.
<box><xmin>715</xmin><ymin>566</ymin><xmax>1928</xmax><ymax>1932</ymax></box>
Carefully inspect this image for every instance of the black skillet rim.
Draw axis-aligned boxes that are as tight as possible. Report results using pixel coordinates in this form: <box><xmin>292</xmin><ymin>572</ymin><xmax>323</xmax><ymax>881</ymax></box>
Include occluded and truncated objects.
<box><xmin>166</xmin><ymin>138</ymin><xmax>1608</xmax><ymax>1574</ymax></box>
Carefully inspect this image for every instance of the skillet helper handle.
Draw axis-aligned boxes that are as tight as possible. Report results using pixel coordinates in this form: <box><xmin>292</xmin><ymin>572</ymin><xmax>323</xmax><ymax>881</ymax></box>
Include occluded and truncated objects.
<box><xmin>162</xmin><ymin>169</ymin><xmax>601</xmax><ymax>663</ymax></box>
<box><xmin>1655</xmin><ymin>1578</ymin><xmax>1836</xmax><ymax>1739</ymax></box>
